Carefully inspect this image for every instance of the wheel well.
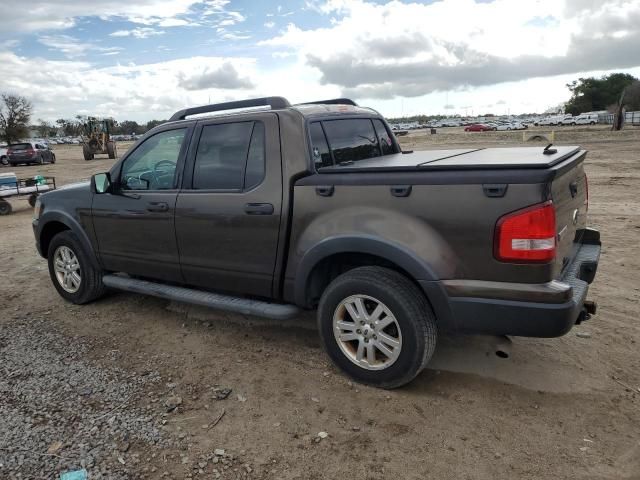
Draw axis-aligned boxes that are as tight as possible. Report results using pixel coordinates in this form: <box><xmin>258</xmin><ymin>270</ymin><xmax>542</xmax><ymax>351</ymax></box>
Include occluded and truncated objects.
<box><xmin>40</xmin><ymin>221</ymin><xmax>70</xmax><ymax>257</ymax></box>
<box><xmin>305</xmin><ymin>252</ymin><xmax>420</xmax><ymax>308</ymax></box>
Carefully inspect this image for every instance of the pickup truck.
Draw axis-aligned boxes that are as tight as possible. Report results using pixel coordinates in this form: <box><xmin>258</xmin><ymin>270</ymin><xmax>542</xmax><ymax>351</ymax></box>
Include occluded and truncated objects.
<box><xmin>32</xmin><ymin>97</ymin><xmax>600</xmax><ymax>388</ymax></box>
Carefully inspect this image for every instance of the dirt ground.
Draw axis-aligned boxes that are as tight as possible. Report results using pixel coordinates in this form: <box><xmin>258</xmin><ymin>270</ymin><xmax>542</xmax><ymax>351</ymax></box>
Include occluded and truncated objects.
<box><xmin>1</xmin><ymin>126</ymin><xmax>639</xmax><ymax>480</ymax></box>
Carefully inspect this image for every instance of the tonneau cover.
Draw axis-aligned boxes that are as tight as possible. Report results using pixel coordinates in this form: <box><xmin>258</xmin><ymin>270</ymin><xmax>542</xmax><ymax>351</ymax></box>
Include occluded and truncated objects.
<box><xmin>318</xmin><ymin>146</ymin><xmax>581</xmax><ymax>173</ymax></box>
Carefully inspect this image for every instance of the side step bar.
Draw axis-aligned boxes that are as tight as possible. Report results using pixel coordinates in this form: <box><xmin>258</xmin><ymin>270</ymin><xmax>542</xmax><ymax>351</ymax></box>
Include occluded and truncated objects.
<box><xmin>102</xmin><ymin>275</ymin><xmax>301</xmax><ymax>320</ymax></box>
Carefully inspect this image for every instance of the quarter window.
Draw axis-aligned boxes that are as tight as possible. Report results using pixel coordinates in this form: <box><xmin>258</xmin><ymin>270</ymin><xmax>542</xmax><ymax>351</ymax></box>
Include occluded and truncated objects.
<box><xmin>321</xmin><ymin>119</ymin><xmax>382</xmax><ymax>165</ymax></box>
<box><xmin>309</xmin><ymin>122</ymin><xmax>332</xmax><ymax>168</ymax></box>
<box><xmin>373</xmin><ymin>119</ymin><xmax>395</xmax><ymax>155</ymax></box>
<box><xmin>120</xmin><ymin>128</ymin><xmax>185</xmax><ymax>191</ymax></box>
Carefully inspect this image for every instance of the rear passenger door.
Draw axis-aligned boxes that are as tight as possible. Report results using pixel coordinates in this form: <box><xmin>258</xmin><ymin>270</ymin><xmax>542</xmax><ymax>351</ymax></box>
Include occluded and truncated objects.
<box><xmin>175</xmin><ymin>113</ymin><xmax>282</xmax><ymax>297</ymax></box>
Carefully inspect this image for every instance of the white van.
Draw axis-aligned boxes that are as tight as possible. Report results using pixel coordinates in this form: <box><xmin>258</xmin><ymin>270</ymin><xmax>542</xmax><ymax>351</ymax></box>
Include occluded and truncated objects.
<box><xmin>574</xmin><ymin>113</ymin><xmax>599</xmax><ymax>125</ymax></box>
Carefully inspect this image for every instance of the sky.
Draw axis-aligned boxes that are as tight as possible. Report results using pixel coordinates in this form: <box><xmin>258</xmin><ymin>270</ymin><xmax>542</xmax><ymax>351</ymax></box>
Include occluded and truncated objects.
<box><xmin>0</xmin><ymin>0</ymin><xmax>639</xmax><ymax>123</ymax></box>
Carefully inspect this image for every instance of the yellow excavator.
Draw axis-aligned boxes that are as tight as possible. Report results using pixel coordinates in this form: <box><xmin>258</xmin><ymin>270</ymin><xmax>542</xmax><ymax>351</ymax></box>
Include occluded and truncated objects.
<box><xmin>82</xmin><ymin>117</ymin><xmax>117</xmax><ymax>161</ymax></box>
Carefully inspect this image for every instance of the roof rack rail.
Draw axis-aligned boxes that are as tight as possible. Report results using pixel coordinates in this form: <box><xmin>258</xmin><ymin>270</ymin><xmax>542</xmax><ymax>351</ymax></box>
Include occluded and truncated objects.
<box><xmin>297</xmin><ymin>98</ymin><xmax>358</xmax><ymax>107</ymax></box>
<box><xmin>169</xmin><ymin>96</ymin><xmax>291</xmax><ymax>122</ymax></box>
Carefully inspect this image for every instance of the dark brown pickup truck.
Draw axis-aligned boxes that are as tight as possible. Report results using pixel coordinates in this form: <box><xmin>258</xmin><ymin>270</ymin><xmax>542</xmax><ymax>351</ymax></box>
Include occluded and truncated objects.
<box><xmin>32</xmin><ymin>97</ymin><xmax>600</xmax><ymax>388</ymax></box>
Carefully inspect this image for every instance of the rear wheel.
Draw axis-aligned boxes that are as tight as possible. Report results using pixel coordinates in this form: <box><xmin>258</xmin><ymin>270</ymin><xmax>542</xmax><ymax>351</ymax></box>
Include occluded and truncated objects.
<box><xmin>0</xmin><ymin>200</ymin><xmax>12</xmax><ymax>215</ymax></box>
<box><xmin>317</xmin><ymin>266</ymin><xmax>437</xmax><ymax>389</ymax></box>
<box><xmin>28</xmin><ymin>193</ymin><xmax>38</xmax><ymax>207</ymax></box>
<box><xmin>47</xmin><ymin>231</ymin><xmax>106</xmax><ymax>304</ymax></box>
<box><xmin>0</xmin><ymin>155</ymin><xmax>7</xmax><ymax>166</ymax></box>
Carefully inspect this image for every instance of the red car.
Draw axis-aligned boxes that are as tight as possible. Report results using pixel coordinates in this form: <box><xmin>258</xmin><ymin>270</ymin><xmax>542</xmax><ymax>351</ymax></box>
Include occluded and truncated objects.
<box><xmin>464</xmin><ymin>123</ymin><xmax>496</xmax><ymax>132</ymax></box>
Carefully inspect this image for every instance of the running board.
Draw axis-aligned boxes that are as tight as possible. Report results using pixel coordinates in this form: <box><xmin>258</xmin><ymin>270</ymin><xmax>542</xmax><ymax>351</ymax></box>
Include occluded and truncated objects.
<box><xmin>102</xmin><ymin>275</ymin><xmax>301</xmax><ymax>320</ymax></box>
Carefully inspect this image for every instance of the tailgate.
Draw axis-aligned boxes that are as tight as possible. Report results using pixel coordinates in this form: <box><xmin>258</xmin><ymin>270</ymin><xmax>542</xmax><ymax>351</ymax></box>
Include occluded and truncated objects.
<box><xmin>551</xmin><ymin>157</ymin><xmax>588</xmax><ymax>278</ymax></box>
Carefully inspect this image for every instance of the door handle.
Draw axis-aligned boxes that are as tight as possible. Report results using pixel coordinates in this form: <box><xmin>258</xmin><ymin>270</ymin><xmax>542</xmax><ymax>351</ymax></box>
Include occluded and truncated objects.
<box><xmin>244</xmin><ymin>203</ymin><xmax>274</xmax><ymax>215</ymax></box>
<box><xmin>315</xmin><ymin>186</ymin><xmax>334</xmax><ymax>197</ymax></box>
<box><xmin>146</xmin><ymin>201</ymin><xmax>169</xmax><ymax>212</ymax></box>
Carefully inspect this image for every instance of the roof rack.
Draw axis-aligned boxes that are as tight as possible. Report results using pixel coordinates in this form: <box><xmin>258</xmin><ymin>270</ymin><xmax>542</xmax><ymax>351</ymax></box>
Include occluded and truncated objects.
<box><xmin>169</xmin><ymin>96</ymin><xmax>291</xmax><ymax>122</ymax></box>
<box><xmin>297</xmin><ymin>98</ymin><xmax>358</xmax><ymax>107</ymax></box>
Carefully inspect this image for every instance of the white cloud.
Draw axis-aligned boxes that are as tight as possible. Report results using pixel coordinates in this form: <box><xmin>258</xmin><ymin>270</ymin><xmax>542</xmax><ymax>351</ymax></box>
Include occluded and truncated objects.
<box><xmin>264</xmin><ymin>21</ymin><xmax>275</xmax><ymax>28</ymax></box>
<box><xmin>110</xmin><ymin>28</ymin><xmax>165</xmax><ymax>39</ymax></box>
<box><xmin>261</xmin><ymin>0</ymin><xmax>640</xmax><ymax>107</ymax></box>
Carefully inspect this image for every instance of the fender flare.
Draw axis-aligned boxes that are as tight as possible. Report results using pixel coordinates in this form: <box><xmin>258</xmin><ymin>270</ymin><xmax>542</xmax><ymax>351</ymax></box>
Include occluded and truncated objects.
<box><xmin>294</xmin><ymin>235</ymin><xmax>439</xmax><ymax>307</ymax></box>
<box><xmin>37</xmin><ymin>211</ymin><xmax>101</xmax><ymax>269</ymax></box>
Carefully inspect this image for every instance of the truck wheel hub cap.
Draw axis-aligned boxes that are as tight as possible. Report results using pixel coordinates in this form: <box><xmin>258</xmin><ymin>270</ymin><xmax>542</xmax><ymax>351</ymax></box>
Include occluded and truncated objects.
<box><xmin>53</xmin><ymin>246</ymin><xmax>82</xmax><ymax>294</ymax></box>
<box><xmin>333</xmin><ymin>294</ymin><xmax>402</xmax><ymax>371</ymax></box>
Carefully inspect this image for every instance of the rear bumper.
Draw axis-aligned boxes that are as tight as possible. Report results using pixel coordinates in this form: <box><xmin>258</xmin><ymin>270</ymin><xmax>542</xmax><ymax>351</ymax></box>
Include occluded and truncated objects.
<box><xmin>422</xmin><ymin>229</ymin><xmax>601</xmax><ymax>338</ymax></box>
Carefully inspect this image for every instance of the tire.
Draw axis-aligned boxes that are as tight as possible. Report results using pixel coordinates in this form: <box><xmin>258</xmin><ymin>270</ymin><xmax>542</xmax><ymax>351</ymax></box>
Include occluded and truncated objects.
<box><xmin>317</xmin><ymin>266</ymin><xmax>437</xmax><ymax>389</ymax></box>
<box><xmin>0</xmin><ymin>155</ymin><xmax>7</xmax><ymax>166</ymax></box>
<box><xmin>83</xmin><ymin>145</ymin><xmax>94</xmax><ymax>161</ymax></box>
<box><xmin>50</xmin><ymin>154</ymin><xmax>56</xmax><ymax>164</ymax></box>
<box><xmin>0</xmin><ymin>200</ymin><xmax>12</xmax><ymax>215</ymax></box>
<box><xmin>47</xmin><ymin>231</ymin><xmax>107</xmax><ymax>304</ymax></box>
<box><xmin>28</xmin><ymin>194</ymin><xmax>38</xmax><ymax>207</ymax></box>
<box><xmin>107</xmin><ymin>141</ymin><xmax>117</xmax><ymax>159</ymax></box>
<box><xmin>37</xmin><ymin>155</ymin><xmax>44</xmax><ymax>165</ymax></box>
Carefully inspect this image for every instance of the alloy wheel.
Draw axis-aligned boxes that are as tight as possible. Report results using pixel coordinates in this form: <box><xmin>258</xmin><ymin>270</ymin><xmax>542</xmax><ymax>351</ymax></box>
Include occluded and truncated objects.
<box><xmin>333</xmin><ymin>294</ymin><xmax>402</xmax><ymax>370</ymax></box>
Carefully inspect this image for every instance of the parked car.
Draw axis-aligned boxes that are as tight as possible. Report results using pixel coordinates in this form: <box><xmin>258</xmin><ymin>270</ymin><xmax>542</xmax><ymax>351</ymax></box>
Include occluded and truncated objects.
<box><xmin>464</xmin><ymin>123</ymin><xmax>496</xmax><ymax>131</ymax></box>
<box><xmin>8</xmin><ymin>142</ymin><xmax>56</xmax><ymax>166</ymax></box>
<box><xmin>559</xmin><ymin>116</ymin><xmax>576</xmax><ymax>126</ymax></box>
<box><xmin>33</xmin><ymin>96</ymin><xmax>600</xmax><ymax>389</ymax></box>
<box><xmin>0</xmin><ymin>144</ymin><xmax>8</xmax><ymax>165</ymax></box>
<box><xmin>574</xmin><ymin>114</ymin><xmax>598</xmax><ymax>125</ymax></box>
<box><xmin>496</xmin><ymin>121</ymin><xmax>527</xmax><ymax>131</ymax></box>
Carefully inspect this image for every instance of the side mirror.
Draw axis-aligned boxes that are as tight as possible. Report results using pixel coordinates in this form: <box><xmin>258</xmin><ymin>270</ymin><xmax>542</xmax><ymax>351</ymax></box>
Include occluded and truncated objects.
<box><xmin>92</xmin><ymin>172</ymin><xmax>111</xmax><ymax>194</ymax></box>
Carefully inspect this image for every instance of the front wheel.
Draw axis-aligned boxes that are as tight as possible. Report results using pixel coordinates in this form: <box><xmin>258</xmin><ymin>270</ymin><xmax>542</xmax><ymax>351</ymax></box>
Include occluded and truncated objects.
<box><xmin>317</xmin><ymin>266</ymin><xmax>437</xmax><ymax>389</ymax></box>
<box><xmin>47</xmin><ymin>231</ymin><xmax>106</xmax><ymax>304</ymax></box>
<box><xmin>0</xmin><ymin>155</ymin><xmax>7</xmax><ymax>166</ymax></box>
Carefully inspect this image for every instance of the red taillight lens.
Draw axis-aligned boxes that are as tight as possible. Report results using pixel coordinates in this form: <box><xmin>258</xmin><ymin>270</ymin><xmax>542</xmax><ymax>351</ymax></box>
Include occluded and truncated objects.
<box><xmin>495</xmin><ymin>201</ymin><xmax>556</xmax><ymax>262</ymax></box>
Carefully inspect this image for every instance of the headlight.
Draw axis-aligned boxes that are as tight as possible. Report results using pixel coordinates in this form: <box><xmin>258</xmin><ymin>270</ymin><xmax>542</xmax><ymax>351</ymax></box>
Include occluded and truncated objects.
<box><xmin>33</xmin><ymin>198</ymin><xmax>42</xmax><ymax>220</ymax></box>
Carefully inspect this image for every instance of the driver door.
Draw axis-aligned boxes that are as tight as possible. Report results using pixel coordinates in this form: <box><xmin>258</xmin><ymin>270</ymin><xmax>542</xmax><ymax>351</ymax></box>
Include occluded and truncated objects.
<box><xmin>91</xmin><ymin>126</ymin><xmax>192</xmax><ymax>282</ymax></box>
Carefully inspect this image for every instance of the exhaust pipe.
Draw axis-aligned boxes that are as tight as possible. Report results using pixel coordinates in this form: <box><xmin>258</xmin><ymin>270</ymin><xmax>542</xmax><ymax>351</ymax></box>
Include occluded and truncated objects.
<box><xmin>490</xmin><ymin>335</ymin><xmax>512</xmax><ymax>359</ymax></box>
<box><xmin>576</xmin><ymin>300</ymin><xmax>597</xmax><ymax>325</ymax></box>
<box><xmin>584</xmin><ymin>300</ymin><xmax>597</xmax><ymax>316</ymax></box>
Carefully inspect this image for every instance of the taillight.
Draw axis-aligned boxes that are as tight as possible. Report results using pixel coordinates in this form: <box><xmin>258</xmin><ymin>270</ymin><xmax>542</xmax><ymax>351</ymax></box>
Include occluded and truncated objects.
<box><xmin>26</xmin><ymin>149</ymin><xmax>35</xmax><ymax>156</ymax></box>
<box><xmin>494</xmin><ymin>201</ymin><xmax>556</xmax><ymax>263</ymax></box>
<box><xmin>6</xmin><ymin>149</ymin><xmax>12</xmax><ymax>155</ymax></box>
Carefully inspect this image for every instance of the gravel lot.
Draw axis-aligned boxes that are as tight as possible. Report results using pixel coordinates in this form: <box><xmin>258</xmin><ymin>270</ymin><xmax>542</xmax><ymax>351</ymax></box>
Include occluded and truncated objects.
<box><xmin>1</xmin><ymin>126</ymin><xmax>639</xmax><ymax>479</ymax></box>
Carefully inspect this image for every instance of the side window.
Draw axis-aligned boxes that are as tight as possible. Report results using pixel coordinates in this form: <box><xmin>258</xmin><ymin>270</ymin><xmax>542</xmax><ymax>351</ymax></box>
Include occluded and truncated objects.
<box><xmin>322</xmin><ymin>119</ymin><xmax>380</xmax><ymax>164</ymax></box>
<box><xmin>309</xmin><ymin>122</ymin><xmax>332</xmax><ymax>168</ymax></box>
<box><xmin>244</xmin><ymin>122</ymin><xmax>266</xmax><ymax>190</ymax></box>
<box><xmin>193</xmin><ymin>122</ymin><xmax>254</xmax><ymax>190</ymax></box>
<box><xmin>120</xmin><ymin>129</ymin><xmax>185</xmax><ymax>191</ymax></box>
<box><xmin>372</xmin><ymin>119</ymin><xmax>396</xmax><ymax>155</ymax></box>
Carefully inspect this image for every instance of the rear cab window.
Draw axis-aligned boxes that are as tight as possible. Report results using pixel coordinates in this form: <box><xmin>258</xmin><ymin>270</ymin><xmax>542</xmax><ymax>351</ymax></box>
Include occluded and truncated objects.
<box><xmin>308</xmin><ymin>117</ymin><xmax>398</xmax><ymax>169</ymax></box>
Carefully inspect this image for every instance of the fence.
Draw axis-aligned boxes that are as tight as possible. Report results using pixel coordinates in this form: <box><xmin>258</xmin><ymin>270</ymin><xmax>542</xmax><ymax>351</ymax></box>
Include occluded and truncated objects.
<box><xmin>599</xmin><ymin>111</ymin><xmax>640</xmax><ymax>125</ymax></box>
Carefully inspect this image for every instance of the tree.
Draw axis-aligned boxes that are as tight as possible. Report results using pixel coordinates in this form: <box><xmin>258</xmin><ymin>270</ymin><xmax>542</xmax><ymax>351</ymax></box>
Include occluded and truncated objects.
<box><xmin>146</xmin><ymin>119</ymin><xmax>166</xmax><ymax>131</ymax></box>
<box><xmin>36</xmin><ymin>119</ymin><xmax>54</xmax><ymax>138</ymax></box>
<box><xmin>56</xmin><ymin>118</ymin><xmax>82</xmax><ymax>136</ymax></box>
<box><xmin>114</xmin><ymin>120</ymin><xmax>143</xmax><ymax>135</ymax></box>
<box><xmin>565</xmin><ymin>73</ymin><xmax>638</xmax><ymax>115</ymax></box>
<box><xmin>625</xmin><ymin>81</ymin><xmax>640</xmax><ymax>111</ymax></box>
<box><xmin>0</xmin><ymin>94</ymin><xmax>33</xmax><ymax>144</ymax></box>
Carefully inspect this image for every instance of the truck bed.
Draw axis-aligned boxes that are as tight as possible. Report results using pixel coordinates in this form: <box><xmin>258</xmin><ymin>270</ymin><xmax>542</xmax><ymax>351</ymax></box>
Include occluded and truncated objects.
<box><xmin>318</xmin><ymin>146</ymin><xmax>581</xmax><ymax>173</ymax></box>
